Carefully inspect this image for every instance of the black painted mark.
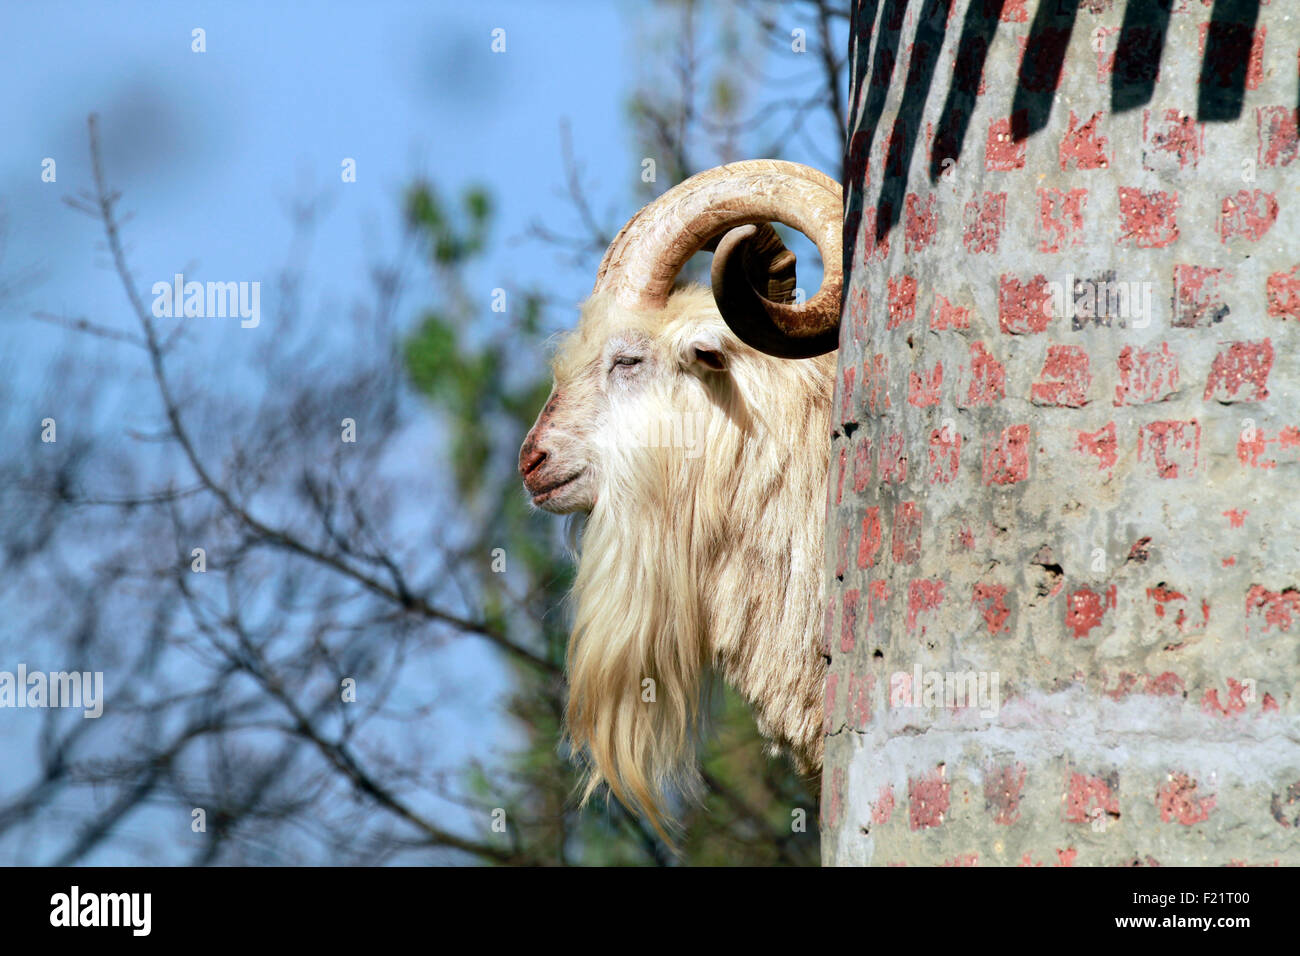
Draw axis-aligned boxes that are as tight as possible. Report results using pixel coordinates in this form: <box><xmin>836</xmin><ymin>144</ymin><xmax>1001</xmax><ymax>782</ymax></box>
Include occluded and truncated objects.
<box><xmin>1011</xmin><ymin>0</ymin><xmax>1080</xmax><ymax>143</ymax></box>
<box><xmin>930</xmin><ymin>0</ymin><xmax>1006</xmax><ymax>182</ymax></box>
<box><xmin>1111</xmin><ymin>0</ymin><xmax>1174</xmax><ymax>114</ymax></box>
<box><xmin>1198</xmin><ymin>0</ymin><xmax>1261</xmax><ymax>123</ymax></box>
<box><xmin>875</xmin><ymin>0</ymin><xmax>954</xmax><ymax>243</ymax></box>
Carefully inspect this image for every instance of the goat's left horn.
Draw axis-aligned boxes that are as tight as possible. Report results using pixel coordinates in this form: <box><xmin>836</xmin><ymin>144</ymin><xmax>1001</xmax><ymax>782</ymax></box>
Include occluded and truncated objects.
<box><xmin>592</xmin><ymin>160</ymin><xmax>843</xmax><ymax>359</ymax></box>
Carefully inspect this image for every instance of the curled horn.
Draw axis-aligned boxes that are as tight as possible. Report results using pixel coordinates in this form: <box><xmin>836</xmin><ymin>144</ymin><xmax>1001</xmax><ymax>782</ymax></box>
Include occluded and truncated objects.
<box><xmin>592</xmin><ymin>160</ymin><xmax>842</xmax><ymax>358</ymax></box>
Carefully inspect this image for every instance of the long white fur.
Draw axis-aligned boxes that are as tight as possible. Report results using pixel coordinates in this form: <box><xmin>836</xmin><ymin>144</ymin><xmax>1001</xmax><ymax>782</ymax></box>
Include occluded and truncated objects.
<box><xmin>545</xmin><ymin>286</ymin><xmax>833</xmax><ymax>836</ymax></box>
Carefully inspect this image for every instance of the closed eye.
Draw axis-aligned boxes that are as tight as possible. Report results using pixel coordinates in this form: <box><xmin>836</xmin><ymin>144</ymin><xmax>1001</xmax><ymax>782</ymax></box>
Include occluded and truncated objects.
<box><xmin>613</xmin><ymin>356</ymin><xmax>642</xmax><ymax>368</ymax></box>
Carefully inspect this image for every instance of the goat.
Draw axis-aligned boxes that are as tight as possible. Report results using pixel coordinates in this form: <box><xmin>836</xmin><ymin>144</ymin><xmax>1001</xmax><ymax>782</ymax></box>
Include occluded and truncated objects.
<box><xmin>519</xmin><ymin>160</ymin><xmax>842</xmax><ymax>834</ymax></box>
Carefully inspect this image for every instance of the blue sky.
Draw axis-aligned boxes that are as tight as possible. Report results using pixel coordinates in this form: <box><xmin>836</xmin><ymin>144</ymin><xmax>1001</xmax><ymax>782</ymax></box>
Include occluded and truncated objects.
<box><xmin>2</xmin><ymin>0</ymin><xmax>637</xmax><ymax>343</ymax></box>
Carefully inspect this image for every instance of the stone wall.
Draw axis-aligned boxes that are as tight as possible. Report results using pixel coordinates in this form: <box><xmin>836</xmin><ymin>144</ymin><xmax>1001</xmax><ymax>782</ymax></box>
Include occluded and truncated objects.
<box><xmin>823</xmin><ymin>0</ymin><xmax>1300</xmax><ymax>866</ymax></box>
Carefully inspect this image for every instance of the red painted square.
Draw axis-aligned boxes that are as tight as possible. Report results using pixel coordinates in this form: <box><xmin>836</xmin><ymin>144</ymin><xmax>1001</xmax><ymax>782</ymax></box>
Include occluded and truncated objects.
<box><xmin>1117</xmin><ymin>187</ymin><xmax>1179</xmax><ymax>248</ymax></box>
<box><xmin>1245</xmin><ymin>585</ymin><xmax>1300</xmax><ymax>636</ymax></box>
<box><xmin>1105</xmin><ymin>672</ymin><xmax>1184</xmax><ymax>700</ymax></box>
<box><xmin>1201</xmin><ymin>678</ymin><xmax>1253</xmax><ymax>717</ymax></box>
<box><xmin>857</xmin><ymin>208</ymin><xmax>891</xmax><ymax>264</ymax></box>
<box><xmin>847</xmin><ymin>285</ymin><xmax>870</xmax><ymax>345</ymax></box>
<box><xmin>908</xmin><ymin>767</ymin><xmax>950</xmax><ymax>830</ymax></box>
<box><xmin>1066</xmin><ymin>586</ymin><xmax>1117</xmax><ymax>639</ymax></box>
<box><xmin>879</xmin><ymin>431</ymin><xmax>908</xmax><ymax>484</ymax></box>
<box><xmin>983</xmin><ymin>424</ymin><xmax>1030</xmax><ymax>485</ymax></box>
<box><xmin>834</xmin><ymin>523</ymin><xmax>851</xmax><ymax>576</ymax></box>
<box><xmin>963</xmin><ymin>191</ymin><xmax>1006</xmax><ymax>253</ymax></box>
<box><xmin>908</xmin><ymin>362</ymin><xmax>943</xmax><ymax>407</ymax></box>
<box><xmin>852</xmin><ymin>436</ymin><xmax>873</xmax><ymax>493</ymax></box>
<box><xmin>1074</xmin><ymin>422</ymin><xmax>1118</xmax><ymax>471</ymax></box>
<box><xmin>1257</xmin><ymin>106</ymin><xmax>1298</xmax><ymax>168</ymax></box>
<box><xmin>871</xmin><ymin>784</ymin><xmax>895</xmax><ymax>826</ymax></box>
<box><xmin>857</xmin><ymin>506</ymin><xmax>883</xmax><ymax>569</ymax></box>
<box><xmin>929</xmin><ymin>426</ymin><xmax>961</xmax><ymax>485</ymax></box>
<box><xmin>891</xmin><ymin>501</ymin><xmax>922</xmax><ymax>565</ymax></box>
<box><xmin>1031</xmin><ymin>344</ymin><xmax>1091</xmax><ymax>407</ymax></box>
<box><xmin>973</xmin><ymin>583</ymin><xmax>1011</xmax><ymax>635</ymax></box>
<box><xmin>841</xmin><ymin>589</ymin><xmax>859</xmax><ymax>653</ymax></box>
<box><xmin>1037</xmin><ymin>187</ymin><xmax>1088</xmax><ymax>253</ymax></box>
<box><xmin>1138</xmin><ymin>420</ymin><xmax>1201</xmax><ymax>479</ymax></box>
<box><xmin>887</xmin><ymin>275</ymin><xmax>918</xmax><ymax>329</ymax></box>
<box><xmin>1064</xmin><ymin>771</ymin><xmax>1119</xmax><ymax>823</ymax></box>
<box><xmin>1147</xmin><ymin>584</ymin><xmax>1209</xmax><ymax>636</ymax></box>
<box><xmin>1204</xmin><ymin>339</ymin><xmax>1274</xmax><ymax>403</ymax></box>
<box><xmin>1266</xmin><ymin>265</ymin><xmax>1300</xmax><ymax>320</ymax></box>
<box><xmin>821</xmin><ymin>767</ymin><xmax>844</xmax><ymax>829</ymax></box>
<box><xmin>1172</xmin><ymin>264</ymin><xmax>1231</xmax><ymax>328</ymax></box>
<box><xmin>1220</xmin><ymin>189</ymin><xmax>1279</xmax><ymax>243</ymax></box>
<box><xmin>846</xmin><ymin>671</ymin><xmax>874</xmax><ymax>730</ymax></box>
<box><xmin>1059</xmin><ymin>111</ymin><xmax>1110</xmax><ymax>171</ymax></box>
<box><xmin>906</xmin><ymin>579</ymin><xmax>945</xmax><ymax>635</ymax></box>
<box><xmin>905</xmin><ymin>192</ymin><xmax>937</xmax><ymax>252</ymax></box>
<box><xmin>1114</xmin><ymin>342</ymin><xmax>1180</xmax><ymax>405</ymax></box>
<box><xmin>931</xmin><ymin>294</ymin><xmax>971</xmax><ymax>330</ymax></box>
<box><xmin>998</xmin><ymin>274</ymin><xmax>1053</xmax><ymax>334</ymax></box>
<box><xmin>840</xmin><ymin>365</ymin><xmax>857</xmax><ymax>426</ymax></box>
<box><xmin>1237</xmin><ymin>425</ymin><xmax>1300</xmax><ymax>470</ymax></box>
<box><xmin>959</xmin><ymin>341</ymin><xmax>1007</xmax><ymax>407</ymax></box>
<box><xmin>1142</xmin><ymin>109</ymin><xmax>1204</xmax><ymax>171</ymax></box>
<box><xmin>866</xmin><ymin>580</ymin><xmax>889</xmax><ymax>640</ymax></box>
<box><xmin>1157</xmin><ymin>773</ymin><xmax>1215</xmax><ymax>825</ymax></box>
<box><xmin>1001</xmin><ymin>0</ymin><xmax>1028</xmax><ymax>23</ymax></box>
<box><xmin>864</xmin><ymin>353</ymin><xmax>892</xmax><ymax>413</ymax></box>
<box><xmin>987</xmin><ymin>115</ymin><xmax>1027</xmax><ymax>170</ymax></box>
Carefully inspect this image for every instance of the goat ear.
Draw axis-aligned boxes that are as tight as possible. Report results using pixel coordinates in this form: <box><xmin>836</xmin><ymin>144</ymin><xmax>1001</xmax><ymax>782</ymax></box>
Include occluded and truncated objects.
<box><xmin>684</xmin><ymin>331</ymin><xmax>728</xmax><ymax>371</ymax></box>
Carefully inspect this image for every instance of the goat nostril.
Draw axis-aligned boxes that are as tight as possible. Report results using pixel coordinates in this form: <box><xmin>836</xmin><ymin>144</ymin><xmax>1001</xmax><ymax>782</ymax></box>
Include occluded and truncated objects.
<box><xmin>520</xmin><ymin>446</ymin><xmax>547</xmax><ymax>477</ymax></box>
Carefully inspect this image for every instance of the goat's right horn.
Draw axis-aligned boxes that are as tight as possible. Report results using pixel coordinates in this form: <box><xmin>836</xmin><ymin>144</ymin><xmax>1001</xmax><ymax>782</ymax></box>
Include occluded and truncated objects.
<box><xmin>592</xmin><ymin>160</ymin><xmax>843</xmax><ymax>359</ymax></box>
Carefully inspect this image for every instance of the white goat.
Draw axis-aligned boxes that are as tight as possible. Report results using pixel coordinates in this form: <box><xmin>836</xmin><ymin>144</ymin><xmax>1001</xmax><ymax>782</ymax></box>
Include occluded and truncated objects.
<box><xmin>520</xmin><ymin>160</ymin><xmax>842</xmax><ymax>834</ymax></box>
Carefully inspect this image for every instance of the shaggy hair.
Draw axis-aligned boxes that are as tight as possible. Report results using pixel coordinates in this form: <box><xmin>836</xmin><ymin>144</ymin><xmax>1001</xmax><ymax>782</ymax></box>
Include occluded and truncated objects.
<box><xmin>546</xmin><ymin>286</ymin><xmax>833</xmax><ymax>835</ymax></box>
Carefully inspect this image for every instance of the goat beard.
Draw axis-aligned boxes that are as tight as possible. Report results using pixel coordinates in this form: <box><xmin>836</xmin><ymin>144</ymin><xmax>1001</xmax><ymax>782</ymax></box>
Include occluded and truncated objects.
<box><xmin>564</xmin><ymin>391</ymin><xmax>735</xmax><ymax>840</ymax></box>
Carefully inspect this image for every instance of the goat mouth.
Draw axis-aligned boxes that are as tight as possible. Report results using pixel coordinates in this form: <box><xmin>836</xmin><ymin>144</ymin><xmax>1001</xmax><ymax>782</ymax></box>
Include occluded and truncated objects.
<box><xmin>529</xmin><ymin>469</ymin><xmax>585</xmax><ymax>504</ymax></box>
